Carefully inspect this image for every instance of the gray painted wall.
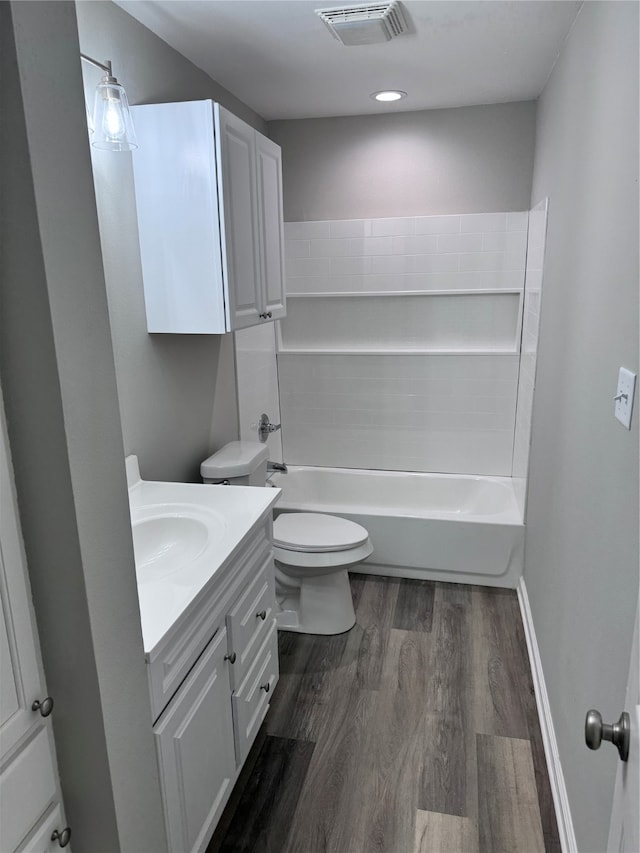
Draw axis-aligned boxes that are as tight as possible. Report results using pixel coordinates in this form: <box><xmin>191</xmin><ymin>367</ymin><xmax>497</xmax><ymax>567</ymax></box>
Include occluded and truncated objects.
<box><xmin>75</xmin><ymin>1</ymin><xmax>254</xmax><ymax>482</ymax></box>
<box><xmin>524</xmin><ymin>3</ymin><xmax>639</xmax><ymax>849</ymax></box>
<box><xmin>0</xmin><ymin>3</ymin><xmax>167</xmax><ymax>850</ymax></box>
<box><xmin>268</xmin><ymin>101</ymin><xmax>536</xmax><ymax>221</ymax></box>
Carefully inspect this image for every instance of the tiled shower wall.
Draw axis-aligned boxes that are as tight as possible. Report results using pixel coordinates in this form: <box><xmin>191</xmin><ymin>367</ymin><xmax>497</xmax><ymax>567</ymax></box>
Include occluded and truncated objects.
<box><xmin>284</xmin><ymin>213</ymin><xmax>527</xmax><ymax>293</ymax></box>
<box><xmin>512</xmin><ymin>199</ymin><xmax>548</xmax><ymax>514</ymax></box>
<box><xmin>278</xmin><ymin>212</ymin><xmax>529</xmax><ymax>476</ymax></box>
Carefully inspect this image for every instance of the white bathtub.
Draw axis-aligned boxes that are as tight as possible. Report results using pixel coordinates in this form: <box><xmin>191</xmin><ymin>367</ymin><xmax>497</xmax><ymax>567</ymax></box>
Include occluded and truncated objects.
<box><xmin>269</xmin><ymin>466</ymin><xmax>524</xmax><ymax>588</ymax></box>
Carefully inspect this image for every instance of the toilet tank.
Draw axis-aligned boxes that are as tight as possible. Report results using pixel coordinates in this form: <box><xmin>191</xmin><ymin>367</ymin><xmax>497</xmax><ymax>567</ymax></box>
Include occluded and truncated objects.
<box><xmin>201</xmin><ymin>441</ymin><xmax>269</xmax><ymax>486</ymax></box>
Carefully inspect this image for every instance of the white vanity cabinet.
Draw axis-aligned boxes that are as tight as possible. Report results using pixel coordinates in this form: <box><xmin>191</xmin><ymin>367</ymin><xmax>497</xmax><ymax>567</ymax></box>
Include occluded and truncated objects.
<box><xmin>131</xmin><ymin>100</ymin><xmax>286</xmax><ymax>334</ymax></box>
<box><xmin>147</xmin><ymin>517</ymin><xmax>279</xmax><ymax>853</ymax></box>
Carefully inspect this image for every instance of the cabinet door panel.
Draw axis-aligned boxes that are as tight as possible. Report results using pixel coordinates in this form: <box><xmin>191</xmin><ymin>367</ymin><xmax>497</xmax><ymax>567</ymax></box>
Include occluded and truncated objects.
<box><xmin>256</xmin><ymin>134</ymin><xmax>286</xmax><ymax>320</ymax></box>
<box><xmin>215</xmin><ymin>106</ymin><xmax>262</xmax><ymax>330</ymax></box>
<box><xmin>131</xmin><ymin>100</ymin><xmax>226</xmax><ymax>333</ymax></box>
<box><xmin>1</xmin><ymin>393</ymin><xmax>66</xmax><ymax>853</ymax></box>
<box><xmin>154</xmin><ymin>628</ymin><xmax>236</xmax><ymax>853</ymax></box>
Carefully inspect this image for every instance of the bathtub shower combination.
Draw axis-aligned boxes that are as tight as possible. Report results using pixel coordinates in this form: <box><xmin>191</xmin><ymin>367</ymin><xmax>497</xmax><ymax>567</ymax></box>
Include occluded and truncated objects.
<box><xmin>270</xmin><ymin>466</ymin><xmax>524</xmax><ymax>588</ymax></box>
<box><xmin>235</xmin><ymin>208</ymin><xmax>549</xmax><ymax>590</ymax></box>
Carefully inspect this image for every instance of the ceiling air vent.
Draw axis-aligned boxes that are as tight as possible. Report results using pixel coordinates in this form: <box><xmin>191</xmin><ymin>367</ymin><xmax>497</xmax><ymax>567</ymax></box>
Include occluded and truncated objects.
<box><xmin>315</xmin><ymin>2</ymin><xmax>409</xmax><ymax>46</ymax></box>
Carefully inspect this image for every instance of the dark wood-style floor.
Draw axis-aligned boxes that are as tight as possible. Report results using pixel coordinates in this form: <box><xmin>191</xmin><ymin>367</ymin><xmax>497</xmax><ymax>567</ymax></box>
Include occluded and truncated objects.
<box><xmin>209</xmin><ymin>575</ymin><xmax>561</xmax><ymax>853</ymax></box>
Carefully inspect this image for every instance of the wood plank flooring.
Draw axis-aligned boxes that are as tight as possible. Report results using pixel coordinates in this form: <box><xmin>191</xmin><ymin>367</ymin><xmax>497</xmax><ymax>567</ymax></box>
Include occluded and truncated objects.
<box><xmin>208</xmin><ymin>575</ymin><xmax>561</xmax><ymax>853</ymax></box>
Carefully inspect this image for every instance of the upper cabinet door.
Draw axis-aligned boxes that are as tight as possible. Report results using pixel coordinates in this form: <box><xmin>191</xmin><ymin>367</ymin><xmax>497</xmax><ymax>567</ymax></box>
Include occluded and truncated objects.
<box><xmin>215</xmin><ymin>106</ymin><xmax>263</xmax><ymax>331</ymax></box>
<box><xmin>131</xmin><ymin>101</ymin><xmax>227</xmax><ymax>333</ymax></box>
<box><xmin>255</xmin><ymin>134</ymin><xmax>286</xmax><ymax>321</ymax></box>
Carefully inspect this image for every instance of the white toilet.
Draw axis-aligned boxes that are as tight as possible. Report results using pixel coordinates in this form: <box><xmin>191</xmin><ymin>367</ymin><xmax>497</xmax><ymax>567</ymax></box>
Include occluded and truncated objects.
<box><xmin>201</xmin><ymin>441</ymin><xmax>373</xmax><ymax>635</ymax></box>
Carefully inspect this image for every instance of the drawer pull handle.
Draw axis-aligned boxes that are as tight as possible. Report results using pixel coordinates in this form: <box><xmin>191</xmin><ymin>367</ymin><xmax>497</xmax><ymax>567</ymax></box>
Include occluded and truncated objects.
<box><xmin>51</xmin><ymin>827</ymin><xmax>72</xmax><ymax>848</ymax></box>
<box><xmin>260</xmin><ymin>682</ymin><xmax>270</xmax><ymax>693</ymax></box>
<box><xmin>32</xmin><ymin>696</ymin><xmax>54</xmax><ymax>717</ymax></box>
<box><xmin>257</xmin><ymin>610</ymin><xmax>267</xmax><ymax>620</ymax></box>
<box><xmin>224</xmin><ymin>652</ymin><xmax>237</xmax><ymax>664</ymax></box>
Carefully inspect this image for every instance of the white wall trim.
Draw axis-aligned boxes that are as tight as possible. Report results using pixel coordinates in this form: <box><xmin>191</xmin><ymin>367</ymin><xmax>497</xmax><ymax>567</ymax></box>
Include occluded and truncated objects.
<box><xmin>517</xmin><ymin>577</ymin><xmax>577</xmax><ymax>853</ymax></box>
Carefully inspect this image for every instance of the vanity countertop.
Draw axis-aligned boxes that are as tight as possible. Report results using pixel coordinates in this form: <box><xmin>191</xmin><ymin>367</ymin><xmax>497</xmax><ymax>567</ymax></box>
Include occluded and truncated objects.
<box><xmin>126</xmin><ymin>456</ymin><xmax>280</xmax><ymax>655</ymax></box>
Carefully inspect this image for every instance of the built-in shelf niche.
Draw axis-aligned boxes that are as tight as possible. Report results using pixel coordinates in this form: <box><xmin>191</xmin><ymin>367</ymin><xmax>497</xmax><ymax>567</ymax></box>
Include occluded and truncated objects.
<box><xmin>277</xmin><ymin>290</ymin><xmax>522</xmax><ymax>355</ymax></box>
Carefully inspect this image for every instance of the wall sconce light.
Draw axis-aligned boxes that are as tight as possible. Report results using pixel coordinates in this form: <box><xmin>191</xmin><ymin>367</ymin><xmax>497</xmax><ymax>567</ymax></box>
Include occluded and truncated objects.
<box><xmin>81</xmin><ymin>54</ymin><xmax>137</xmax><ymax>151</ymax></box>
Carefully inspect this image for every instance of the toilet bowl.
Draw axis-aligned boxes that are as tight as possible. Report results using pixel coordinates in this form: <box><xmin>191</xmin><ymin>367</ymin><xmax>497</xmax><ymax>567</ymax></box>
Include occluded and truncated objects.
<box><xmin>201</xmin><ymin>442</ymin><xmax>373</xmax><ymax>635</ymax></box>
<box><xmin>272</xmin><ymin>512</ymin><xmax>373</xmax><ymax>634</ymax></box>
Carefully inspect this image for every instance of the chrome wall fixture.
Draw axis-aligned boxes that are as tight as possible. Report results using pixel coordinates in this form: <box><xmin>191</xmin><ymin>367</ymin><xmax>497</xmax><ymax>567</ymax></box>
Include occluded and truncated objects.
<box><xmin>258</xmin><ymin>413</ymin><xmax>281</xmax><ymax>443</ymax></box>
<box><xmin>81</xmin><ymin>53</ymin><xmax>137</xmax><ymax>151</ymax></box>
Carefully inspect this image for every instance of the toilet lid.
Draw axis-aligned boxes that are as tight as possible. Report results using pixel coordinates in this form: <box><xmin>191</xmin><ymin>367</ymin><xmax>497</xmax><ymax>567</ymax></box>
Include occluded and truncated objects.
<box><xmin>273</xmin><ymin>513</ymin><xmax>370</xmax><ymax>553</ymax></box>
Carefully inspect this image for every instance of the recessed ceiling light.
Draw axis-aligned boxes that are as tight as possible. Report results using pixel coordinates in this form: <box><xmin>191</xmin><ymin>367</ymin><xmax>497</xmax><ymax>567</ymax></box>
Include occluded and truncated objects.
<box><xmin>370</xmin><ymin>90</ymin><xmax>407</xmax><ymax>102</ymax></box>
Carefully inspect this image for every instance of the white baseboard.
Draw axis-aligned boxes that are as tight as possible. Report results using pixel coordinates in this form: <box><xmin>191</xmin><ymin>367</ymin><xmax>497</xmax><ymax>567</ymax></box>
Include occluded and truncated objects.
<box><xmin>517</xmin><ymin>577</ymin><xmax>577</xmax><ymax>853</ymax></box>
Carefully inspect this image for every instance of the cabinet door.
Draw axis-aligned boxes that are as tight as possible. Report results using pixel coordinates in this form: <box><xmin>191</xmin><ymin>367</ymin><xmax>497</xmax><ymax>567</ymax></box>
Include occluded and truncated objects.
<box><xmin>131</xmin><ymin>100</ymin><xmax>227</xmax><ymax>333</ymax></box>
<box><xmin>215</xmin><ymin>106</ymin><xmax>262</xmax><ymax>330</ymax></box>
<box><xmin>255</xmin><ymin>133</ymin><xmax>286</xmax><ymax>321</ymax></box>
<box><xmin>154</xmin><ymin>627</ymin><xmax>236</xmax><ymax>853</ymax></box>
<box><xmin>0</xmin><ymin>392</ymin><xmax>67</xmax><ymax>853</ymax></box>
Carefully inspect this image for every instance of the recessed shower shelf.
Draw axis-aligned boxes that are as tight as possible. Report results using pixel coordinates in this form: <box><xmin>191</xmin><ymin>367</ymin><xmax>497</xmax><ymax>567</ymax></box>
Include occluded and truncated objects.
<box><xmin>278</xmin><ymin>290</ymin><xmax>523</xmax><ymax>355</ymax></box>
<box><xmin>276</xmin><ymin>347</ymin><xmax>519</xmax><ymax>356</ymax></box>
<box><xmin>285</xmin><ymin>289</ymin><xmax>523</xmax><ymax>298</ymax></box>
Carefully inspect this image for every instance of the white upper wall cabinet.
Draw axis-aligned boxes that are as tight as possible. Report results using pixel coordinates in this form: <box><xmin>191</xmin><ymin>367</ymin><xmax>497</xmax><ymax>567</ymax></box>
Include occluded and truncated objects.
<box><xmin>131</xmin><ymin>100</ymin><xmax>286</xmax><ymax>333</ymax></box>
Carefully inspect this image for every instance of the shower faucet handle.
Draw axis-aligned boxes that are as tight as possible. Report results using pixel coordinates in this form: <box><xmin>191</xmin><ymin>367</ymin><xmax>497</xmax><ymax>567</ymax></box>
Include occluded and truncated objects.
<box><xmin>258</xmin><ymin>413</ymin><xmax>281</xmax><ymax>442</ymax></box>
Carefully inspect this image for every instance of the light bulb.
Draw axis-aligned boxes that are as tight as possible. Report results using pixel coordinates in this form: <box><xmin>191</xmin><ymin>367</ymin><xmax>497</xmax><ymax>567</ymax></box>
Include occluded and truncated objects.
<box><xmin>103</xmin><ymin>97</ymin><xmax>125</xmax><ymax>140</ymax></box>
<box><xmin>370</xmin><ymin>90</ymin><xmax>407</xmax><ymax>102</ymax></box>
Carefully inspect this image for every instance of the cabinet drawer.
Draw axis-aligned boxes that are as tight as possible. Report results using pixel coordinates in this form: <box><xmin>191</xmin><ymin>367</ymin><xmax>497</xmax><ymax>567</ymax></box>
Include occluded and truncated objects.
<box><xmin>225</xmin><ymin>553</ymin><xmax>276</xmax><ymax>691</ymax></box>
<box><xmin>147</xmin><ymin>522</ymin><xmax>271</xmax><ymax>721</ymax></box>
<box><xmin>231</xmin><ymin>622</ymin><xmax>279</xmax><ymax>766</ymax></box>
<box><xmin>0</xmin><ymin>725</ymin><xmax>58</xmax><ymax>853</ymax></box>
<box><xmin>154</xmin><ymin>627</ymin><xmax>237</xmax><ymax>853</ymax></box>
<box><xmin>16</xmin><ymin>804</ymin><xmax>68</xmax><ymax>853</ymax></box>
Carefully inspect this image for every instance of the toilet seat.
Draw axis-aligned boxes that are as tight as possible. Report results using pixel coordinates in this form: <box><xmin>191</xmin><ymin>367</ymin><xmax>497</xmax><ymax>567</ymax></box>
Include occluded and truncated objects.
<box><xmin>273</xmin><ymin>512</ymin><xmax>369</xmax><ymax>553</ymax></box>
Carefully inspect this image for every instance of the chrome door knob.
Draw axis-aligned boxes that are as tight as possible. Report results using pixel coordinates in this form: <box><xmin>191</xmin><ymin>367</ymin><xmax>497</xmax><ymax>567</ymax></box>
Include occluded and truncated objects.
<box><xmin>585</xmin><ymin>709</ymin><xmax>630</xmax><ymax>761</ymax></box>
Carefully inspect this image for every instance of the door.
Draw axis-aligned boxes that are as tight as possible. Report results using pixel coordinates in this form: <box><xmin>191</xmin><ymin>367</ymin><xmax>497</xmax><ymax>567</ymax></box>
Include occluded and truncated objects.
<box><xmin>0</xmin><ymin>387</ymin><xmax>69</xmax><ymax>852</ymax></box>
<box><xmin>255</xmin><ymin>132</ymin><xmax>286</xmax><ymax>321</ymax></box>
<box><xmin>607</xmin><ymin>593</ymin><xmax>639</xmax><ymax>853</ymax></box>
<box><xmin>215</xmin><ymin>105</ymin><xmax>262</xmax><ymax>330</ymax></box>
<box><xmin>153</xmin><ymin>626</ymin><xmax>236</xmax><ymax>853</ymax></box>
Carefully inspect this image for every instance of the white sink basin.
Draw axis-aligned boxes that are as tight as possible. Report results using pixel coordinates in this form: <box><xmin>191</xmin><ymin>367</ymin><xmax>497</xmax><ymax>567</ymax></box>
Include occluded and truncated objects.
<box><xmin>131</xmin><ymin>503</ymin><xmax>227</xmax><ymax>583</ymax></box>
<box><xmin>126</xmin><ymin>456</ymin><xmax>281</xmax><ymax>654</ymax></box>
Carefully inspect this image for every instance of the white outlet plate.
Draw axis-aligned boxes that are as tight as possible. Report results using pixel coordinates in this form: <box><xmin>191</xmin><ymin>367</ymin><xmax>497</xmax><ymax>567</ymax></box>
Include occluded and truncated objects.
<box><xmin>614</xmin><ymin>367</ymin><xmax>636</xmax><ymax>429</ymax></box>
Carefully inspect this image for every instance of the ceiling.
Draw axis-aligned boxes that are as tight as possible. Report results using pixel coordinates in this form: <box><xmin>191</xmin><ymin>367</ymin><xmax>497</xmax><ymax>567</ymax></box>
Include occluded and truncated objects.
<box><xmin>115</xmin><ymin>0</ymin><xmax>582</xmax><ymax>121</ymax></box>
